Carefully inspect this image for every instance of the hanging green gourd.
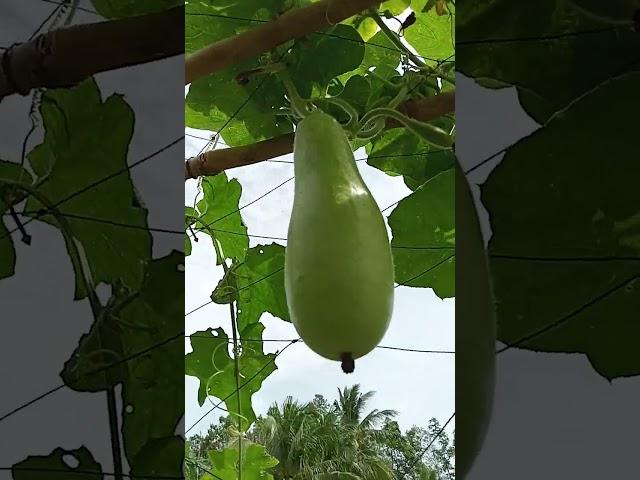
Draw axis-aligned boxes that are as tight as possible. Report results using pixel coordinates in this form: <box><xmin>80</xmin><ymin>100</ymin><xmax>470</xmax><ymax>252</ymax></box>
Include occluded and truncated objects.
<box><xmin>284</xmin><ymin>109</ymin><xmax>395</xmax><ymax>373</ymax></box>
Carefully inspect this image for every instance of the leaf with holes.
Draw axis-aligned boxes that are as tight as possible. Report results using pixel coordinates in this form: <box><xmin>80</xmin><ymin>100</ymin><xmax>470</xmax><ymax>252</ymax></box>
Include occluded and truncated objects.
<box><xmin>388</xmin><ymin>168</ymin><xmax>454</xmax><ymax>298</ymax></box>
<box><xmin>24</xmin><ymin>78</ymin><xmax>151</xmax><ymax>299</ymax></box>
<box><xmin>185</xmin><ymin>325</ymin><xmax>276</xmax><ymax>431</ymax></box>
<box><xmin>483</xmin><ymin>71</ymin><xmax>640</xmax><ymax>379</ymax></box>
<box><xmin>119</xmin><ymin>251</ymin><xmax>185</xmax><ymax>461</ymax></box>
<box><xmin>12</xmin><ymin>446</ymin><xmax>102</xmax><ymax>479</ymax></box>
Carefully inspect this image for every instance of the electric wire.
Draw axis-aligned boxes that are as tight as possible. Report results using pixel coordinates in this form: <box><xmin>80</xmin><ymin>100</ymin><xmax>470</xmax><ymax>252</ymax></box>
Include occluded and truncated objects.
<box><xmin>186</xmin><ymin>335</ymin><xmax>454</xmax><ymax>354</ymax></box>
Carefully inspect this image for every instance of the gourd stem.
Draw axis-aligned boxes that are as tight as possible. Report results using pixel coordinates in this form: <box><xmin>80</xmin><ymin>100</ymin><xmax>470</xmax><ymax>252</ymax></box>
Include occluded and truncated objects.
<box><xmin>369</xmin><ymin>10</ymin><xmax>426</xmax><ymax>68</ymax></box>
<box><xmin>340</xmin><ymin>352</ymin><xmax>355</xmax><ymax>374</ymax></box>
<box><xmin>209</xmin><ymin>233</ymin><xmax>243</xmax><ymax>480</ymax></box>
<box><xmin>279</xmin><ymin>70</ymin><xmax>312</xmax><ymax>119</ymax></box>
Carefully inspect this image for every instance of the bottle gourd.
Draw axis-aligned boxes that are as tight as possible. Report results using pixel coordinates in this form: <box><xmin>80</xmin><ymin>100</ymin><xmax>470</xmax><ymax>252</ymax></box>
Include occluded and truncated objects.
<box><xmin>285</xmin><ymin>111</ymin><xmax>395</xmax><ymax>373</ymax></box>
<box><xmin>455</xmin><ymin>160</ymin><xmax>496</xmax><ymax>479</ymax></box>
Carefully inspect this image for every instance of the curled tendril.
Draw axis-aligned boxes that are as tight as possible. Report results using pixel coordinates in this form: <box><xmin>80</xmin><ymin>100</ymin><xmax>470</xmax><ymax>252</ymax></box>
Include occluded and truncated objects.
<box><xmin>314</xmin><ymin>97</ymin><xmax>360</xmax><ymax>131</ymax></box>
<box><xmin>357</xmin><ymin>107</ymin><xmax>455</xmax><ymax>149</ymax></box>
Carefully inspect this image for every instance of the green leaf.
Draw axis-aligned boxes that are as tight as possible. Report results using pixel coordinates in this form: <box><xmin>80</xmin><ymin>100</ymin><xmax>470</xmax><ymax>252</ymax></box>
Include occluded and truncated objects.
<box><xmin>0</xmin><ymin>220</ymin><xmax>15</xmax><ymax>280</ymax></box>
<box><xmin>62</xmin><ymin>251</ymin><xmax>184</xmax><ymax>463</ymax></box>
<box><xmin>325</xmin><ymin>75</ymin><xmax>371</xmax><ymax>125</ymax></box>
<box><xmin>212</xmin><ymin>262</ymin><xmax>242</xmax><ymax>305</ymax></box>
<box><xmin>90</xmin><ymin>0</ymin><xmax>182</xmax><ymax>18</ymax></box>
<box><xmin>185</xmin><ymin>2</ymin><xmax>292</xmax><ymax>145</ymax></box>
<box><xmin>234</xmin><ymin>243</ymin><xmax>290</xmax><ymax>330</ymax></box>
<box><xmin>12</xmin><ymin>446</ymin><xmax>103</xmax><ymax>479</ymax></box>
<box><xmin>186</xmin><ymin>234</ymin><xmax>192</xmax><ymax>256</ymax></box>
<box><xmin>289</xmin><ymin>24</ymin><xmax>365</xmax><ymax>97</ymax></box>
<box><xmin>483</xmin><ymin>71</ymin><xmax>640</xmax><ymax>379</ymax></box>
<box><xmin>0</xmin><ymin>159</ymin><xmax>33</xmax><ymax>280</ymax></box>
<box><xmin>346</xmin><ymin>14</ymin><xmax>378</xmax><ymax>42</ymax></box>
<box><xmin>0</xmin><ymin>158</ymin><xmax>33</xmax><ymax>184</ymax></box>
<box><xmin>185</xmin><ymin>205</ymin><xmax>196</xmax><ymax>257</ymax></box>
<box><xmin>185</xmin><ymin>325</ymin><xmax>277</xmax><ymax>430</ymax></box>
<box><xmin>364</xmin><ymin>64</ymin><xmax>404</xmax><ymax>111</ymax></box>
<box><xmin>24</xmin><ymin>78</ymin><xmax>150</xmax><ymax>299</ymax></box>
<box><xmin>185</xmin><ymin>1</ymin><xmax>286</xmax><ymax>54</ymax></box>
<box><xmin>383</xmin><ymin>0</ymin><xmax>411</xmax><ymax>15</ymax></box>
<box><xmin>205</xmin><ymin>442</ymin><xmax>279</xmax><ymax>480</ymax></box>
<box><xmin>366</xmin><ymin>129</ymin><xmax>455</xmax><ymax>190</ymax></box>
<box><xmin>388</xmin><ymin>169</ymin><xmax>454</xmax><ymax>298</ymax></box>
<box><xmin>186</xmin><ymin>68</ymin><xmax>291</xmax><ymax>146</ymax></box>
<box><xmin>405</xmin><ymin>0</ymin><xmax>455</xmax><ymax>64</ymax></box>
<box><xmin>119</xmin><ymin>251</ymin><xmax>185</xmax><ymax>460</ymax></box>
<box><xmin>60</xmin><ymin>302</ymin><xmax>126</xmax><ymax>392</ymax></box>
<box><xmin>196</xmin><ymin>173</ymin><xmax>249</xmax><ymax>263</ymax></box>
<box><xmin>129</xmin><ymin>436</ymin><xmax>183</xmax><ymax>480</ymax></box>
<box><xmin>210</xmin><ymin>244</ymin><xmax>288</xmax><ymax>326</ymax></box>
<box><xmin>361</xmin><ymin>30</ymin><xmax>402</xmax><ymax>73</ymax></box>
<box><xmin>457</xmin><ymin>0</ymin><xmax>640</xmax><ymax>123</ymax></box>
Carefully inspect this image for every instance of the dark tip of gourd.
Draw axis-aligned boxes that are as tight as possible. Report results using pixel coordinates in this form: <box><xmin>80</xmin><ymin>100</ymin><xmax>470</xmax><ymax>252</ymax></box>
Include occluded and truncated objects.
<box><xmin>340</xmin><ymin>352</ymin><xmax>354</xmax><ymax>374</ymax></box>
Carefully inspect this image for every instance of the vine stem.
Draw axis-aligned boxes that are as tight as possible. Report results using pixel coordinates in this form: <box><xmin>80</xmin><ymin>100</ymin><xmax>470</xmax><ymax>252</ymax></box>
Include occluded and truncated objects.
<box><xmin>209</xmin><ymin>235</ymin><xmax>242</xmax><ymax>480</ymax></box>
<box><xmin>278</xmin><ymin>70</ymin><xmax>311</xmax><ymax>119</ymax></box>
<box><xmin>6</xmin><ymin>181</ymin><xmax>124</xmax><ymax>480</ymax></box>
<box><xmin>369</xmin><ymin>10</ymin><xmax>455</xmax><ymax>87</ymax></box>
<box><xmin>229</xmin><ymin>301</ymin><xmax>243</xmax><ymax>480</ymax></box>
<box><xmin>369</xmin><ymin>10</ymin><xmax>426</xmax><ymax>68</ymax></box>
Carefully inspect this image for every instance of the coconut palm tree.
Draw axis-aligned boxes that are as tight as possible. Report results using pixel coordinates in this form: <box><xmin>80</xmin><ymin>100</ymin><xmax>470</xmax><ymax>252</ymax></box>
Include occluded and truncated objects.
<box><xmin>252</xmin><ymin>385</ymin><xmax>398</xmax><ymax>480</ymax></box>
<box><xmin>334</xmin><ymin>385</ymin><xmax>398</xmax><ymax>430</ymax></box>
<box><xmin>251</xmin><ymin>396</ymin><xmax>312</xmax><ymax>479</ymax></box>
